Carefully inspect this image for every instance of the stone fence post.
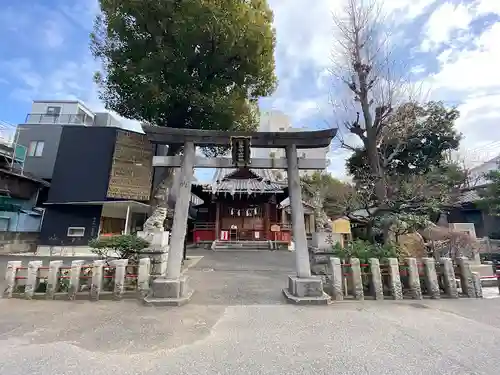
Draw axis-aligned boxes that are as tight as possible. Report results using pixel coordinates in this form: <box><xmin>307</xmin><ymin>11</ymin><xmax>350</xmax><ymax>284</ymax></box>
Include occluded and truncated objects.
<box><xmin>4</xmin><ymin>261</ymin><xmax>22</xmax><ymax>298</ymax></box>
<box><xmin>387</xmin><ymin>258</ymin><xmax>403</xmax><ymax>300</ymax></box>
<box><xmin>111</xmin><ymin>259</ymin><xmax>128</xmax><ymax>300</ymax></box>
<box><xmin>405</xmin><ymin>258</ymin><xmax>422</xmax><ymax>300</ymax></box>
<box><xmin>422</xmin><ymin>258</ymin><xmax>440</xmax><ymax>299</ymax></box>
<box><xmin>440</xmin><ymin>257</ymin><xmax>458</xmax><ymax>298</ymax></box>
<box><xmin>46</xmin><ymin>260</ymin><xmax>63</xmax><ymax>300</ymax></box>
<box><xmin>472</xmin><ymin>272</ymin><xmax>482</xmax><ymax>298</ymax></box>
<box><xmin>368</xmin><ymin>258</ymin><xmax>383</xmax><ymax>300</ymax></box>
<box><xmin>457</xmin><ymin>257</ymin><xmax>475</xmax><ymax>298</ymax></box>
<box><xmin>90</xmin><ymin>260</ymin><xmax>104</xmax><ymax>301</ymax></box>
<box><xmin>350</xmin><ymin>258</ymin><xmax>364</xmax><ymax>300</ymax></box>
<box><xmin>138</xmin><ymin>257</ymin><xmax>151</xmax><ymax>297</ymax></box>
<box><xmin>68</xmin><ymin>260</ymin><xmax>84</xmax><ymax>300</ymax></box>
<box><xmin>25</xmin><ymin>260</ymin><xmax>42</xmax><ymax>299</ymax></box>
<box><xmin>328</xmin><ymin>257</ymin><xmax>343</xmax><ymax>301</ymax></box>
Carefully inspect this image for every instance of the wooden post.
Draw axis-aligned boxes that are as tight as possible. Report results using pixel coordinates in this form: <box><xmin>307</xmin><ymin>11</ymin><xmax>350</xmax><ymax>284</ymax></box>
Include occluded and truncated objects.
<box><xmin>264</xmin><ymin>203</ymin><xmax>270</xmax><ymax>240</ymax></box>
<box><xmin>215</xmin><ymin>201</ymin><xmax>220</xmax><ymax>241</ymax></box>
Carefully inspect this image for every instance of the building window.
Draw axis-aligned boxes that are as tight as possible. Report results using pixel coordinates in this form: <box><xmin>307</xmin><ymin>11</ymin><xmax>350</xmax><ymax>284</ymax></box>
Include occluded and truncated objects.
<box><xmin>46</xmin><ymin>106</ymin><xmax>61</xmax><ymax>116</ymax></box>
<box><xmin>28</xmin><ymin>141</ymin><xmax>44</xmax><ymax>157</ymax></box>
<box><xmin>67</xmin><ymin>227</ymin><xmax>85</xmax><ymax>237</ymax></box>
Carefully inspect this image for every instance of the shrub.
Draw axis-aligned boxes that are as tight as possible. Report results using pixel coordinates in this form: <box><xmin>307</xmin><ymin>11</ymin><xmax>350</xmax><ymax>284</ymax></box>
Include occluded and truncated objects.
<box><xmin>88</xmin><ymin>234</ymin><xmax>150</xmax><ymax>263</ymax></box>
<box><xmin>331</xmin><ymin>239</ymin><xmax>400</xmax><ymax>263</ymax></box>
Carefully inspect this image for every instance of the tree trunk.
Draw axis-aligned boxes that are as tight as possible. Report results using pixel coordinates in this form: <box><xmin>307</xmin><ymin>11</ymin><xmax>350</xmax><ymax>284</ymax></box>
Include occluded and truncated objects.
<box><xmin>143</xmin><ymin>144</ymin><xmax>182</xmax><ymax>232</ymax></box>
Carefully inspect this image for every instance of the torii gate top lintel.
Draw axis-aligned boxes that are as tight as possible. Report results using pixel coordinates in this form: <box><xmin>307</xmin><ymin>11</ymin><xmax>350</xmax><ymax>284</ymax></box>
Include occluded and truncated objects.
<box><xmin>141</xmin><ymin>125</ymin><xmax>337</xmax><ymax>149</ymax></box>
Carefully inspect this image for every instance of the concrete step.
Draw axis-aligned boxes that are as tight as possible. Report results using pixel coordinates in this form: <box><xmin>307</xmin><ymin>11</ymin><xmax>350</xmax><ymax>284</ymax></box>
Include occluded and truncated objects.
<box><xmin>213</xmin><ymin>241</ymin><xmax>271</xmax><ymax>251</ymax></box>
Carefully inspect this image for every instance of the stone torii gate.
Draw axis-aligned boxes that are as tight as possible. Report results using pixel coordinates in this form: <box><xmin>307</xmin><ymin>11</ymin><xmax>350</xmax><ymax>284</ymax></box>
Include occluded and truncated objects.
<box><xmin>142</xmin><ymin>126</ymin><xmax>337</xmax><ymax>305</ymax></box>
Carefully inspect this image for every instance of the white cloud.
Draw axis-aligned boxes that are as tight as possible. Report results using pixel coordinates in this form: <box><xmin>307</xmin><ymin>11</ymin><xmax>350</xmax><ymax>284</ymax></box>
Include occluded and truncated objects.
<box><xmin>432</xmin><ymin>23</ymin><xmax>500</xmax><ymax>93</ymax></box>
<box><xmin>420</xmin><ymin>2</ymin><xmax>473</xmax><ymax>51</ymax></box>
<box><xmin>384</xmin><ymin>0</ymin><xmax>437</xmax><ymax>22</ymax></box>
<box><xmin>427</xmin><ymin>3</ymin><xmax>500</xmax><ymax>161</ymax></box>
<box><xmin>43</xmin><ymin>20</ymin><xmax>65</xmax><ymax>48</ymax></box>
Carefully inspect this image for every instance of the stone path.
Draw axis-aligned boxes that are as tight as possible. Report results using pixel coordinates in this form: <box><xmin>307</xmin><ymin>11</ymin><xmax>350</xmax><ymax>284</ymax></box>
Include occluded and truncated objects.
<box><xmin>187</xmin><ymin>249</ymin><xmax>295</xmax><ymax>305</ymax></box>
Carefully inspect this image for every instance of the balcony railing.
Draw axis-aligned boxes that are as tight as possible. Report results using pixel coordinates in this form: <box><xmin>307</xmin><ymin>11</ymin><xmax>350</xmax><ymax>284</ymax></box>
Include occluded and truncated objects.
<box><xmin>25</xmin><ymin>113</ymin><xmax>95</xmax><ymax>126</ymax></box>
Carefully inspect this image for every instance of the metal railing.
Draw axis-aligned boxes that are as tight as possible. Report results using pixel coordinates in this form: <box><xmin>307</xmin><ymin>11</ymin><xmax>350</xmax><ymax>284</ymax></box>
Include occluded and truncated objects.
<box><xmin>25</xmin><ymin>114</ymin><xmax>95</xmax><ymax>126</ymax></box>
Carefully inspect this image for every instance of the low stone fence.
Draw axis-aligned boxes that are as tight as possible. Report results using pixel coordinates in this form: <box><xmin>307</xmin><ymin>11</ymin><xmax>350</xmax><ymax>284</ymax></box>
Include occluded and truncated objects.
<box><xmin>4</xmin><ymin>258</ymin><xmax>152</xmax><ymax>301</ymax></box>
<box><xmin>311</xmin><ymin>254</ymin><xmax>486</xmax><ymax>300</ymax></box>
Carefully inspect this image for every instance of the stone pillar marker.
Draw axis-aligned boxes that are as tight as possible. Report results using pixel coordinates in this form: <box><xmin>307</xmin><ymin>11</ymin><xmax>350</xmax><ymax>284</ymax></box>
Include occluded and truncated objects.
<box><xmin>145</xmin><ymin>141</ymin><xmax>196</xmax><ymax>306</ymax></box>
<box><xmin>369</xmin><ymin>258</ymin><xmax>383</xmax><ymax>300</ymax></box>
<box><xmin>4</xmin><ymin>260</ymin><xmax>22</xmax><ymax>298</ymax></box>
<box><xmin>405</xmin><ymin>257</ymin><xmax>422</xmax><ymax>300</ymax></box>
<box><xmin>422</xmin><ymin>257</ymin><xmax>440</xmax><ymax>299</ymax></box>
<box><xmin>111</xmin><ymin>259</ymin><xmax>128</xmax><ymax>300</ymax></box>
<box><xmin>46</xmin><ymin>260</ymin><xmax>63</xmax><ymax>300</ymax></box>
<box><xmin>440</xmin><ymin>257</ymin><xmax>458</xmax><ymax>298</ymax></box>
<box><xmin>68</xmin><ymin>260</ymin><xmax>84</xmax><ymax>300</ymax></box>
<box><xmin>328</xmin><ymin>257</ymin><xmax>343</xmax><ymax>301</ymax></box>
<box><xmin>350</xmin><ymin>258</ymin><xmax>364</xmax><ymax>300</ymax></box>
<box><xmin>90</xmin><ymin>260</ymin><xmax>105</xmax><ymax>301</ymax></box>
<box><xmin>282</xmin><ymin>144</ymin><xmax>330</xmax><ymax>305</ymax></box>
<box><xmin>25</xmin><ymin>260</ymin><xmax>42</xmax><ymax>299</ymax></box>
<box><xmin>387</xmin><ymin>258</ymin><xmax>403</xmax><ymax>300</ymax></box>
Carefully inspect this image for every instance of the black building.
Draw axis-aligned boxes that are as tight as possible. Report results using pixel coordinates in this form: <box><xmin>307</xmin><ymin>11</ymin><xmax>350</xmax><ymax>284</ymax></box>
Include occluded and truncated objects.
<box><xmin>39</xmin><ymin>126</ymin><xmax>153</xmax><ymax>247</ymax></box>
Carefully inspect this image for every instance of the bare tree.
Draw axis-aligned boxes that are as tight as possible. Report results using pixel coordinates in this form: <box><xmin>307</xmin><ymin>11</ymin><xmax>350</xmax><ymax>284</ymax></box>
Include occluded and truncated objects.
<box><xmin>331</xmin><ymin>0</ymin><xmax>417</xmax><ymax>207</ymax></box>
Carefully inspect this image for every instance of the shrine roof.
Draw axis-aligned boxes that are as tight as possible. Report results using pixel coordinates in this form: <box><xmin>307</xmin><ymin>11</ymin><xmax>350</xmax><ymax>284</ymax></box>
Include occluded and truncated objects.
<box><xmin>202</xmin><ymin>178</ymin><xmax>284</xmax><ymax>194</ymax></box>
<box><xmin>192</xmin><ymin>167</ymin><xmax>286</xmax><ymax>195</ymax></box>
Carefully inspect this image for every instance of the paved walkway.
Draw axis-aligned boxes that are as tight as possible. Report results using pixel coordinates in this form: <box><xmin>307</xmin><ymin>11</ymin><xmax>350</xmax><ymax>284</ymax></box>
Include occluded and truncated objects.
<box><xmin>0</xmin><ymin>250</ymin><xmax>499</xmax><ymax>374</ymax></box>
<box><xmin>188</xmin><ymin>249</ymin><xmax>295</xmax><ymax>305</ymax></box>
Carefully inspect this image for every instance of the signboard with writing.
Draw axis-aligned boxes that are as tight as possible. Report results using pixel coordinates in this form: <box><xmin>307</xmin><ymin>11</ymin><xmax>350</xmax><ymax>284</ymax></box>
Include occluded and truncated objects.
<box><xmin>270</xmin><ymin>224</ymin><xmax>281</xmax><ymax>232</ymax></box>
<box><xmin>106</xmin><ymin>131</ymin><xmax>154</xmax><ymax>201</ymax></box>
<box><xmin>231</xmin><ymin>137</ymin><xmax>251</xmax><ymax>167</ymax></box>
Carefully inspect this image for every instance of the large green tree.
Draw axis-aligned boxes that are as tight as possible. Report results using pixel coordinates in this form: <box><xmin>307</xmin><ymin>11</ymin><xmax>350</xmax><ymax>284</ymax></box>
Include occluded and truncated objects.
<box><xmin>301</xmin><ymin>172</ymin><xmax>354</xmax><ymax>219</ymax></box>
<box><xmin>91</xmin><ymin>0</ymin><xmax>277</xmax><ymax>230</ymax></box>
<box><xmin>479</xmin><ymin>167</ymin><xmax>500</xmax><ymax>215</ymax></box>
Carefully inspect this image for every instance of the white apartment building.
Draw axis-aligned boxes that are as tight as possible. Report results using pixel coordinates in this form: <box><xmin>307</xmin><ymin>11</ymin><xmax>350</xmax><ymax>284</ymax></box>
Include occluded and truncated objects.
<box><xmin>254</xmin><ymin>110</ymin><xmax>329</xmax><ymax>177</ymax></box>
<box><xmin>25</xmin><ymin>100</ymin><xmax>123</xmax><ymax>128</ymax></box>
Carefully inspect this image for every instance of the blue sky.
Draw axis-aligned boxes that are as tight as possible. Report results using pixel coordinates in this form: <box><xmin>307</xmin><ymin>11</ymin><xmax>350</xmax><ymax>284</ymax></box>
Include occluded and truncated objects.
<box><xmin>1</xmin><ymin>0</ymin><xmax>500</xmax><ymax>181</ymax></box>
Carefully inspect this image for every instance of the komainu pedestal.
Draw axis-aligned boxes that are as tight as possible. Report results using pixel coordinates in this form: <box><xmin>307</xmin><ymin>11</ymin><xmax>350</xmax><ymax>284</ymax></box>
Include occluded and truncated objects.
<box><xmin>137</xmin><ymin>230</ymin><xmax>169</xmax><ymax>277</ymax></box>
